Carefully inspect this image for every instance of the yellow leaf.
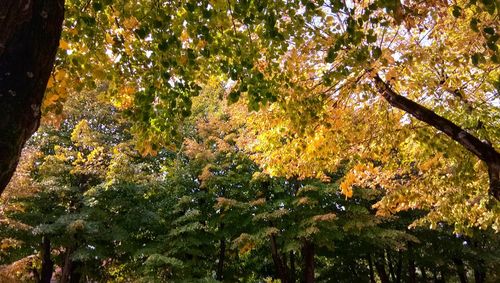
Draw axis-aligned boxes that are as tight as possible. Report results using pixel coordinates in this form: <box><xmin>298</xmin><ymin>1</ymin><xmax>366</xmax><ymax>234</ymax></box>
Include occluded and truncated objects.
<box><xmin>59</xmin><ymin>39</ymin><xmax>70</xmax><ymax>50</ymax></box>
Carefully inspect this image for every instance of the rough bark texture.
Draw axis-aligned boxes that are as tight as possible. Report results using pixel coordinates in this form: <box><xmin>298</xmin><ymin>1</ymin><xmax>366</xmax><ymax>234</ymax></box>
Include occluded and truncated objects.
<box><xmin>374</xmin><ymin>75</ymin><xmax>500</xmax><ymax>200</ymax></box>
<box><xmin>0</xmin><ymin>0</ymin><xmax>64</xmax><ymax>194</ymax></box>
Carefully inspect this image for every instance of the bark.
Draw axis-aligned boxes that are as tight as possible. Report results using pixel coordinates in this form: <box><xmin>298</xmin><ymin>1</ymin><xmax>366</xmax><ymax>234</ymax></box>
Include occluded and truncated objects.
<box><xmin>374</xmin><ymin>75</ymin><xmax>500</xmax><ymax>200</ymax></box>
<box><xmin>290</xmin><ymin>251</ymin><xmax>296</xmax><ymax>283</ymax></box>
<box><xmin>39</xmin><ymin>236</ymin><xmax>53</xmax><ymax>283</ymax></box>
<box><xmin>0</xmin><ymin>0</ymin><xmax>64</xmax><ymax>194</ymax></box>
<box><xmin>270</xmin><ymin>234</ymin><xmax>290</xmax><ymax>283</ymax></box>
<box><xmin>301</xmin><ymin>240</ymin><xmax>315</xmax><ymax>283</ymax></box>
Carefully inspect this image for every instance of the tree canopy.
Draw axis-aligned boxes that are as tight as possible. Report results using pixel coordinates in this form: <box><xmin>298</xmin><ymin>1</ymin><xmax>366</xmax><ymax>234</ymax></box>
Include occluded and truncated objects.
<box><xmin>0</xmin><ymin>0</ymin><xmax>499</xmax><ymax>282</ymax></box>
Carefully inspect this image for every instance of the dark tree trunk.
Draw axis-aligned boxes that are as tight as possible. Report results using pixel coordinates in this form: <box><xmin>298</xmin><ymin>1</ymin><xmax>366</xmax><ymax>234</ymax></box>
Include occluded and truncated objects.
<box><xmin>473</xmin><ymin>260</ymin><xmax>486</xmax><ymax>283</ymax></box>
<box><xmin>395</xmin><ymin>251</ymin><xmax>403</xmax><ymax>283</ymax></box>
<box><xmin>374</xmin><ymin>75</ymin><xmax>500</xmax><ymax>200</ymax></box>
<box><xmin>367</xmin><ymin>254</ymin><xmax>376</xmax><ymax>283</ymax></box>
<box><xmin>408</xmin><ymin>243</ymin><xmax>416</xmax><ymax>283</ymax></box>
<box><xmin>39</xmin><ymin>236</ymin><xmax>53</xmax><ymax>283</ymax></box>
<box><xmin>301</xmin><ymin>240</ymin><xmax>315</xmax><ymax>283</ymax></box>
<box><xmin>60</xmin><ymin>247</ymin><xmax>75</xmax><ymax>283</ymax></box>
<box><xmin>375</xmin><ymin>256</ymin><xmax>390</xmax><ymax>283</ymax></box>
<box><xmin>290</xmin><ymin>251</ymin><xmax>296</xmax><ymax>283</ymax></box>
<box><xmin>216</xmin><ymin>236</ymin><xmax>226</xmax><ymax>281</ymax></box>
<box><xmin>68</xmin><ymin>261</ymin><xmax>81</xmax><ymax>283</ymax></box>
<box><xmin>270</xmin><ymin>234</ymin><xmax>290</xmax><ymax>283</ymax></box>
<box><xmin>453</xmin><ymin>258</ymin><xmax>468</xmax><ymax>283</ymax></box>
<box><xmin>0</xmin><ymin>0</ymin><xmax>65</xmax><ymax>194</ymax></box>
<box><xmin>421</xmin><ymin>266</ymin><xmax>428</xmax><ymax>283</ymax></box>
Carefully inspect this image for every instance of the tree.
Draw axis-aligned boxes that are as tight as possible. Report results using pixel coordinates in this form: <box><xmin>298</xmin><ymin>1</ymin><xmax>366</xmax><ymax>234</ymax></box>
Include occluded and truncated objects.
<box><xmin>0</xmin><ymin>0</ymin><xmax>65</xmax><ymax>193</ymax></box>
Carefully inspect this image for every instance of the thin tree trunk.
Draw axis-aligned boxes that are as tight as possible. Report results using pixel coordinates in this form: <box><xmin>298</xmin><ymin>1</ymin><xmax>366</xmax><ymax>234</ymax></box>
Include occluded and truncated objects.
<box><xmin>421</xmin><ymin>266</ymin><xmax>428</xmax><ymax>283</ymax></box>
<box><xmin>375</xmin><ymin>255</ymin><xmax>390</xmax><ymax>283</ymax></box>
<box><xmin>374</xmin><ymin>75</ymin><xmax>500</xmax><ymax>200</ymax></box>
<box><xmin>0</xmin><ymin>0</ymin><xmax>65</xmax><ymax>194</ymax></box>
<box><xmin>216</xmin><ymin>237</ymin><xmax>226</xmax><ymax>281</ymax></box>
<box><xmin>301</xmin><ymin>240</ymin><xmax>315</xmax><ymax>283</ymax></box>
<box><xmin>387</xmin><ymin>251</ymin><xmax>396</xmax><ymax>282</ymax></box>
<box><xmin>367</xmin><ymin>254</ymin><xmax>376</xmax><ymax>283</ymax></box>
<box><xmin>290</xmin><ymin>251</ymin><xmax>296</xmax><ymax>283</ymax></box>
<box><xmin>473</xmin><ymin>259</ymin><xmax>486</xmax><ymax>283</ymax></box>
<box><xmin>395</xmin><ymin>251</ymin><xmax>402</xmax><ymax>283</ymax></box>
<box><xmin>408</xmin><ymin>243</ymin><xmax>416</xmax><ymax>283</ymax></box>
<box><xmin>39</xmin><ymin>236</ymin><xmax>53</xmax><ymax>283</ymax></box>
<box><xmin>453</xmin><ymin>258</ymin><xmax>468</xmax><ymax>283</ymax></box>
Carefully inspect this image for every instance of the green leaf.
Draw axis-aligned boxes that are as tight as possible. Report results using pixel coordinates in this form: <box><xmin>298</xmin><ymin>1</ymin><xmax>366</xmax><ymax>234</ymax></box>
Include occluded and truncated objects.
<box><xmin>452</xmin><ymin>5</ymin><xmax>462</xmax><ymax>18</ymax></box>
<box><xmin>483</xmin><ymin>27</ymin><xmax>495</xmax><ymax>35</ymax></box>
<box><xmin>470</xmin><ymin>18</ymin><xmax>479</xmax><ymax>32</ymax></box>
<box><xmin>326</xmin><ymin>47</ymin><xmax>337</xmax><ymax>63</ymax></box>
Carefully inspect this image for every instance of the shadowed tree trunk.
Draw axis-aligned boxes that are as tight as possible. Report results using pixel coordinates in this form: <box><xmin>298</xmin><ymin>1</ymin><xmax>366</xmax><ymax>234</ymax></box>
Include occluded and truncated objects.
<box><xmin>39</xmin><ymin>236</ymin><xmax>53</xmax><ymax>283</ymax></box>
<box><xmin>367</xmin><ymin>254</ymin><xmax>376</xmax><ymax>283</ymax></box>
<box><xmin>453</xmin><ymin>258</ymin><xmax>468</xmax><ymax>283</ymax></box>
<box><xmin>270</xmin><ymin>233</ymin><xmax>290</xmax><ymax>283</ymax></box>
<box><xmin>301</xmin><ymin>240</ymin><xmax>315</xmax><ymax>283</ymax></box>
<box><xmin>374</xmin><ymin>75</ymin><xmax>500</xmax><ymax>200</ymax></box>
<box><xmin>408</xmin><ymin>243</ymin><xmax>416</xmax><ymax>283</ymax></box>
<box><xmin>0</xmin><ymin>0</ymin><xmax>64</xmax><ymax>194</ymax></box>
<box><xmin>216</xmin><ymin>223</ymin><xmax>226</xmax><ymax>281</ymax></box>
<box><xmin>375</xmin><ymin>254</ymin><xmax>390</xmax><ymax>283</ymax></box>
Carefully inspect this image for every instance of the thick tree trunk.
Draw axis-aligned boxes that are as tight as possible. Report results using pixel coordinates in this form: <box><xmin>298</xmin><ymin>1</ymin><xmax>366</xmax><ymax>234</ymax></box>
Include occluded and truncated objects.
<box><xmin>301</xmin><ymin>240</ymin><xmax>315</xmax><ymax>283</ymax></box>
<box><xmin>374</xmin><ymin>75</ymin><xmax>500</xmax><ymax>200</ymax></box>
<box><xmin>39</xmin><ymin>236</ymin><xmax>53</xmax><ymax>283</ymax></box>
<box><xmin>0</xmin><ymin>0</ymin><xmax>64</xmax><ymax>194</ymax></box>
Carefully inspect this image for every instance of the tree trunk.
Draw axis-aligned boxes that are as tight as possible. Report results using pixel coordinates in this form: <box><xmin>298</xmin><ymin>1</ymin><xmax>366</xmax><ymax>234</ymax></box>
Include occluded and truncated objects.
<box><xmin>216</xmin><ymin>237</ymin><xmax>226</xmax><ymax>281</ymax></box>
<box><xmin>301</xmin><ymin>240</ymin><xmax>315</xmax><ymax>283</ymax></box>
<box><xmin>374</xmin><ymin>75</ymin><xmax>500</xmax><ymax>200</ymax></box>
<box><xmin>375</xmin><ymin>256</ymin><xmax>390</xmax><ymax>283</ymax></box>
<box><xmin>39</xmin><ymin>236</ymin><xmax>53</xmax><ymax>283</ymax></box>
<box><xmin>408</xmin><ymin>243</ymin><xmax>416</xmax><ymax>283</ymax></box>
<box><xmin>453</xmin><ymin>258</ymin><xmax>468</xmax><ymax>283</ymax></box>
<box><xmin>60</xmin><ymin>247</ymin><xmax>74</xmax><ymax>283</ymax></box>
<box><xmin>290</xmin><ymin>251</ymin><xmax>296</xmax><ymax>283</ymax></box>
<box><xmin>473</xmin><ymin>260</ymin><xmax>486</xmax><ymax>283</ymax></box>
<box><xmin>0</xmin><ymin>0</ymin><xmax>65</xmax><ymax>194</ymax></box>
<box><xmin>270</xmin><ymin>234</ymin><xmax>289</xmax><ymax>283</ymax></box>
<box><xmin>421</xmin><ymin>266</ymin><xmax>428</xmax><ymax>283</ymax></box>
<box><xmin>367</xmin><ymin>254</ymin><xmax>376</xmax><ymax>283</ymax></box>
